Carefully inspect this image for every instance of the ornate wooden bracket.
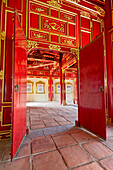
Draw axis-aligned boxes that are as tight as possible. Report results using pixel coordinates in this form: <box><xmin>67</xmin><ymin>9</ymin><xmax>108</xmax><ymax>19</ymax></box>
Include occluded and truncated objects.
<box><xmin>27</xmin><ymin>40</ymin><xmax>39</xmax><ymax>52</ymax></box>
<box><xmin>94</xmin><ymin>5</ymin><xmax>105</xmax><ymax>17</ymax></box>
<box><xmin>70</xmin><ymin>48</ymin><xmax>79</xmax><ymax>61</ymax></box>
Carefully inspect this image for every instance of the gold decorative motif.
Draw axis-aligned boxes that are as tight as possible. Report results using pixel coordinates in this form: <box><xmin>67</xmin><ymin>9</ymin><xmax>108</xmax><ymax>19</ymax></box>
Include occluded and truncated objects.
<box><xmin>1</xmin><ymin>31</ymin><xmax>5</xmax><ymax>40</ymax></box>
<box><xmin>27</xmin><ymin>40</ymin><xmax>38</xmax><ymax>52</ymax></box>
<box><xmin>80</xmin><ymin>11</ymin><xmax>90</xmax><ymax>18</ymax></box>
<box><xmin>70</xmin><ymin>48</ymin><xmax>79</xmax><ymax>60</ymax></box>
<box><xmin>31</xmin><ymin>5</ymin><xmax>44</xmax><ymax>12</ymax></box>
<box><xmin>97</xmin><ymin>17</ymin><xmax>101</xmax><ymax>22</ymax></box>
<box><xmin>91</xmin><ymin>12</ymin><xmax>97</xmax><ymax>17</ymax></box>
<box><xmin>64</xmin><ymin>39</ymin><xmax>74</xmax><ymax>45</ymax></box>
<box><xmin>47</xmin><ymin>0</ymin><xmax>62</xmax><ymax>8</ymax></box>
<box><xmin>63</xmin><ymin>14</ymin><xmax>72</xmax><ymax>21</ymax></box>
<box><xmin>44</xmin><ymin>20</ymin><xmax>64</xmax><ymax>33</ymax></box>
<box><xmin>33</xmin><ymin>32</ymin><xmax>45</xmax><ymax>39</ymax></box>
<box><xmin>49</xmin><ymin>44</ymin><xmax>61</xmax><ymax>51</ymax></box>
<box><xmin>0</xmin><ymin>70</ymin><xmax>3</xmax><ymax>80</ymax></box>
<box><xmin>94</xmin><ymin>5</ymin><xmax>105</xmax><ymax>17</ymax></box>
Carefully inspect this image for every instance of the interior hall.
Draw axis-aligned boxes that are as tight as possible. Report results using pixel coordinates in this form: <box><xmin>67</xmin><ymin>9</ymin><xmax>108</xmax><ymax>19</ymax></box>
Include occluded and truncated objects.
<box><xmin>0</xmin><ymin>0</ymin><xmax>113</xmax><ymax>170</ymax></box>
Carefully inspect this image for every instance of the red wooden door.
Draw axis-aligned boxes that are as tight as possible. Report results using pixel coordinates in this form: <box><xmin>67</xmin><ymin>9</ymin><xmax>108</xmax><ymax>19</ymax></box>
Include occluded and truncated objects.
<box><xmin>11</xmin><ymin>10</ymin><xmax>27</xmax><ymax>159</ymax></box>
<box><xmin>79</xmin><ymin>34</ymin><xmax>106</xmax><ymax>140</ymax></box>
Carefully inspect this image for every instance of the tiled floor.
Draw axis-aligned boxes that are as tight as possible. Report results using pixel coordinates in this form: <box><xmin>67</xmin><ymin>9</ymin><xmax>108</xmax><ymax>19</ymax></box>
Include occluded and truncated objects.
<box><xmin>27</xmin><ymin>102</ymin><xmax>77</xmax><ymax>130</ymax></box>
<box><xmin>0</xmin><ymin>102</ymin><xmax>113</xmax><ymax>170</ymax></box>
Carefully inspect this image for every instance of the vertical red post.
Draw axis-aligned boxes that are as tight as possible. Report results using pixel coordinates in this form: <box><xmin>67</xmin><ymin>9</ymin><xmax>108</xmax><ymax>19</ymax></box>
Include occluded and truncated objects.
<box><xmin>73</xmin><ymin>76</ymin><xmax>78</xmax><ymax>104</ymax></box>
<box><xmin>104</xmin><ymin>0</ymin><xmax>113</xmax><ymax>122</ymax></box>
<box><xmin>62</xmin><ymin>70</ymin><xmax>67</xmax><ymax>106</ymax></box>
<box><xmin>49</xmin><ymin>73</ymin><xmax>52</xmax><ymax>101</ymax></box>
<box><xmin>60</xmin><ymin>66</ymin><xmax>62</xmax><ymax>105</ymax></box>
<box><xmin>75</xmin><ymin>73</ymin><xmax>78</xmax><ymax>105</ymax></box>
<box><xmin>59</xmin><ymin>53</ymin><xmax>63</xmax><ymax>105</ymax></box>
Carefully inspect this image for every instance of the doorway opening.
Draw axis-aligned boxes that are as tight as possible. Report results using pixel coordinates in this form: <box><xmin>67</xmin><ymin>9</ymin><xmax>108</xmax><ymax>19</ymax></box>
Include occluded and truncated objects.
<box><xmin>26</xmin><ymin>48</ymin><xmax>78</xmax><ymax>132</ymax></box>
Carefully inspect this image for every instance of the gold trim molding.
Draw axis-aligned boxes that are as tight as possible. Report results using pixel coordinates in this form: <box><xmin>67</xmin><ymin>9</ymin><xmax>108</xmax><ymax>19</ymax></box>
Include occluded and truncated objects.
<box><xmin>49</xmin><ymin>44</ymin><xmax>61</xmax><ymax>51</ymax></box>
<box><xmin>80</xmin><ymin>11</ymin><xmax>90</xmax><ymax>18</ymax></box>
<box><xmin>0</xmin><ymin>70</ymin><xmax>4</xmax><ymax>80</ymax></box>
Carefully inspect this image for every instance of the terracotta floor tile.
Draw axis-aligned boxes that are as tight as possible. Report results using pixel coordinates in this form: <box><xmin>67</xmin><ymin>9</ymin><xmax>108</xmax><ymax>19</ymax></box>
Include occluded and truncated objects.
<box><xmin>70</xmin><ymin>131</ymin><xmax>98</xmax><ymax>143</ymax></box>
<box><xmin>43</xmin><ymin>119</ymin><xmax>56</xmax><ymax>123</ymax></box>
<box><xmin>55</xmin><ymin>117</ymin><xmax>67</xmax><ymax>122</ymax></box>
<box><xmin>51</xmin><ymin>132</ymin><xmax>68</xmax><ymax>137</ymax></box>
<box><xmin>31</xmin><ymin>120</ymin><xmax>44</xmax><ymax>125</ymax></box>
<box><xmin>82</xmin><ymin>141</ymin><xmax>113</xmax><ymax>159</ymax></box>
<box><xmin>1</xmin><ymin>147</ymin><xmax>11</xmax><ymax>161</ymax></box>
<box><xmin>73</xmin><ymin>162</ymin><xmax>103</xmax><ymax>170</ymax></box>
<box><xmin>58</xmin><ymin>121</ymin><xmax>72</xmax><ymax>126</ymax></box>
<box><xmin>45</xmin><ymin>122</ymin><xmax>60</xmax><ymax>127</ymax></box>
<box><xmin>31</xmin><ymin>124</ymin><xmax>46</xmax><ymax>130</ymax></box>
<box><xmin>100</xmin><ymin>156</ymin><xmax>113</xmax><ymax>170</ymax></box>
<box><xmin>0</xmin><ymin>157</ymin><xmax>30</xmax><ymax>170</ymax></box>
<box><xmin>67</xmin><ymin>128</ymin><xmax>82</xmax><ymax>134</ymax></box>
<box><xmin>59</xmin><ymin>145</ymin><xmax>92</xmax><ymax>168</ymax></box>
<box><xmin>32</xmin><ymin>150</ymin><xmax>67</xmax><ymax>170</ymax></box>
<box><xmin>32</xmin><ymin>136</ymin><xmax>56</xmax><ymax>154</ymax></box>
<box><xmin>53</xmin><ymin>134</ymin><xmax>77</xmax><ymax>148</ymax></box>
<box><xmin>16</xmin><ymin>142</ymin><xmax>31</xmax><ymax>158</ymax></box>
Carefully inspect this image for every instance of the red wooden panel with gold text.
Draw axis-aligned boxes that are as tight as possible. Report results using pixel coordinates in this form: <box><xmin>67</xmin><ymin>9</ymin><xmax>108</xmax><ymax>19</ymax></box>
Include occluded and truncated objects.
<box><xmin>79</xmin><ymin>34</ymin><xmax>106</xmax><ymax>139</ymax></box>
<box><xmin>11</xmin><ymin>11</ymin><xmax>27</xmax><ymax>159</ymax></box>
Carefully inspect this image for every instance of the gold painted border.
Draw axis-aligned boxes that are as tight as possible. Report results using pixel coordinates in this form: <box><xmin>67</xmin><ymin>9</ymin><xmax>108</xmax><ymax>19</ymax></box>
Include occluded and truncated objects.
<box><xmin>80</xmin><ymin>16</ymin><xmax>91</xmax><ymax>31</ymax></box>
<box><xmin>1</xmin><ymin>105</ymin><xmax>11</xmax><ymax>127</ymax></box>
<box><xmin>66</xmin><ymin>82</ymin><xmax>72</xmax><ymax>94</ymax></box>
<box><xmin>0</xmin><ymin>130</ymin><xmax>10</xmax><ymax>136</ymax></box>
<box><xmin>30</xmin><ymin>0</ymin><xmax>78</xmax><ymax>16</ymax></box>
<box><xmin>27</xmin><ymin>80</ymin><xmax>34</xmax><ymax>94</ymax></box>
<box><xmin>28</xmin><ymin>1</ymin><xmax>77</xmax><ymax>44</ymax></box>
<box><xmin>36</xmin><ymin>81</ymin><xmax>45</xmax><ymax>94</ymax></box>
